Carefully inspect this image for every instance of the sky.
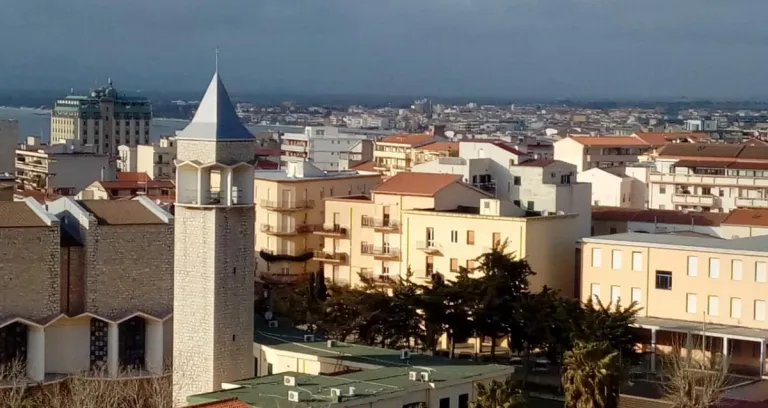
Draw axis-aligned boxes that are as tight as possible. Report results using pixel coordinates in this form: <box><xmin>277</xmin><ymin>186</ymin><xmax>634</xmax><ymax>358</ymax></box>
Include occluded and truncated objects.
<box><xmin>1</xmin><ymin>0</ymin><xmax>768</xmax><ymax>99</ymax></box>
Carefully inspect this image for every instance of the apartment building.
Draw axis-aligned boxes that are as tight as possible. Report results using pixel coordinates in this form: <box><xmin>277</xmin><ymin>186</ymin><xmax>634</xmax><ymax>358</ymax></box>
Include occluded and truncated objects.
<box><xmin>578</xmin><ymin>167</ymin><xmax>648</xmax><ymax>208</ymax></box>
<box><xmin>254</xmin><ymin>162</ymin><xmax>381</xmax><ymax>282</ymax></box>
<box><xmin>372</xmin><ymin>126</ymin><xmax>448</xmax><ymax>176</ymax></box>
<box><xmin>15</xmin><ymin>138</ymin><xmax>114</xmax><ymax>196</ymax></box>
<box><xmin>317</xmin><ymin>172</ymin><xmax>582</xmax><ymax>295</ymax></box>
<box><xmin>412</xmin><ymin>144</ymin><xmax>591</xmax><ymax>237</ymax></box>
<box><xmin>0</xmin><ymin>119</ymin><xmax>19</xmax><ymax>174</ymax></box>
<box><xmin>50</xmin><ymin>79</ymin><xmax>152</xmax><ymax>156</ymax></box>
<box><xmin>77</xmin><ymin>172</ymin><xmax>175</xmax><ymax>205</ymax></box>
<box><xmin>187</xmin><ymin>318</ymin><xmax>514</xmax><ymax>408</ymax></box>
<box><xmin>554</xmin><ymin>136</ymin><xmax>650</xmax><ymax>173</ymax></box>
<box><xmin>581</xmin><ymin>232</ymin><xmax>768</xmax><ymax>376</ymax></box>
<box><xmin>0</xmin><ymin>196</ymin><xmax>173</xmax><ymax>382</ymax></box>
<box><xmin>118</xmin><ymin>136</ymin><xmax>176</xmax><ymax>179</ymax></box>
<box><xmin>280</xmin><ymin>126</ymin><xmax>373</xmax><ymax>171</ymax></box>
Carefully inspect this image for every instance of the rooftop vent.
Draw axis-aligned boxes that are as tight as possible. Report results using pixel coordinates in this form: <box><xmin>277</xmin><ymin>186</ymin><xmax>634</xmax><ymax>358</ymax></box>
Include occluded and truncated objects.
<box><xmin>283</xmin><ymin>375</ymin><xmax>296</xmax><ymax>386</ymax></box>
<box><xmin>330</xmin><ymin>388</ymin><xmax>342</xmax><ymax>397</ymax></box>
<box><xmin>288</xmin><ymin>391</ymin><xmax>299</xmax><ymax>402</ymax></box>
<box><xmin>268</xmin><ymin>320</ymin><xmax>278</xmax><ymax>328</ymax></box>
<box><xmin>348</xmin><ymin>386</ymin><xmax>356</xmax><ymax>396</ymax></box>
<box><xmin>420</xmin><ymin>372</ymin><xmax>431</xmax><ymax>382</ymax></box>
<box><xmin>400</xmin><ymin>349</ymin><xmax>411</xmax><ymax>360</ymax></box>
<box><xmin>304</xmin><ymin>334</ymin><xmax>315</xmax><ymax>342</ymax></box>
<box><xmin>327</xmin><ymin>339</ymin><xmax>337</xmax><ymax>348</ymax></box>
<box><xmin>409</xmin><ymin>371</ymin><xmax>418</xmax><ymax>381</ymax></box>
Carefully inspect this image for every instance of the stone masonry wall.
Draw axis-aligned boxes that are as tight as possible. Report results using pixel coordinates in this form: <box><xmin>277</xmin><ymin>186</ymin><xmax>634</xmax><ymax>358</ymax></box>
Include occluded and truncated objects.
<box><xmin>0</xmin><ymin>226</ymin><xmax>60</xmax><ymax>320</ymax></box>
<box><xmin>84</xmin><ymin>223</ymin><xmax>173</xmax><ymax>317</ymax></box>
<box><xmin>176</xmin><ymin>140</ymin><xmax>256</xmax><ymax>164</ymax></box>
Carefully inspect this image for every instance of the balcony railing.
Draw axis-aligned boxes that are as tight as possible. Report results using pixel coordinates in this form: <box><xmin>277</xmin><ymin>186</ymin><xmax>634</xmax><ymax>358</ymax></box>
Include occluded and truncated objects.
<box><xmin>260</xmin><ymin>224</ymin><xmax>313</xmax><ymax>236</ymax></box>
<box><xmin>260</xmin><ymin>199</ymin><xmax>315</xmax><ymax>211</ymax></box>
<box><xmin>313</xmin><ymin>251</ymin><xmax>348</xmax><ymax>264</ymax></box>
<box><xmin>359</xmin><ymin>271</ymin><xmax>396</xmax><ymax>285</ymax></box>
<box><xmin>361</xmin><ymin>217</ymin><xmax>401</xmax><ymax>232</ymax></box>
<box><xmin>736</xmin><ymin>197</ymin><xmax>768</xmax><ymax>208</ymax></box>
<box><xmin>313</xmin><ymin>224</ymin><xmax>348</xmax><ymax>238</ymax></box>
<box><xmin>259</xmin><ymin>272</ymin><xmax>305</xmax><ymax>284</ymax></box>
<box><xmin>671</xmin><ymin>194</ymin><xmax>717</xmax><ymax>207</ymax></box>
<box><xmin>416</xmin><ymin>241</ymin><xmax>442</xmax><ymax>254</ymax></box>
<box><xmin>178</xmin><ymin>189</ymin><xmax>222</xmax><ymax>205</ymax></box>
<box><xmin>650</xmin><ymin>172</ymin><xmax>768</xmax><ymax>188</ymax></box>
<box><xmin>361</xmin><ymin>245</ymin><xmax>401</xmax><ymax>260</ymax></box>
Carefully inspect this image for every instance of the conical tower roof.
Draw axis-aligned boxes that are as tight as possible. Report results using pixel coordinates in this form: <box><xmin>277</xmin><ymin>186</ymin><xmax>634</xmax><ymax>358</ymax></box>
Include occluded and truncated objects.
<box><xmin>176</xmin><ymin>72</ymin><xmax>253</xmax><ymax>141</ymax></box>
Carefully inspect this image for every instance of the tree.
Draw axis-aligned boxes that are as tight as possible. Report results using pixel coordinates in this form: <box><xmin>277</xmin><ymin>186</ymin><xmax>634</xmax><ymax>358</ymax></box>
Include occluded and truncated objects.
<box><xmin>661</xmin><ymin>335</ymin><xmax>728</xmax><ymax>408</ymax></box>
<box><xmin>442</xmin><ymin>268</ymin><xmax>476</xmax><ymax>358</ymax></box>
<box><xmin>471</xmin><ymin>375</ymin><xmax>525</xmax><ymax>408</ymax></box>
<box><xmin>572</xmin><ymin>298</ymin><xmax>642</xmax><ymax>368</ymax></box>
<box><xmin>0</xmin><ymin>357</ymin><xmax>34</xmax><ymax>408</ymax></box>
<box><xmin>563</xmin><ymin>341</ymin><xmax>621</xmax><ymax>408</ymax></box>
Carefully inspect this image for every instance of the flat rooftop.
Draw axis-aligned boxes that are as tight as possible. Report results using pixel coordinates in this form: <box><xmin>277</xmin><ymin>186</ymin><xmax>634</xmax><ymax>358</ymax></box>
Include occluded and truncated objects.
<box><xmin>253</xmin><ymin>170</ymin><xmax>376</xmax><ymax>182</ymax></box>
<box><xmin>584</xmin><ymin>232</ymin><xmax>768</xmax><ymax>255</ymax></box>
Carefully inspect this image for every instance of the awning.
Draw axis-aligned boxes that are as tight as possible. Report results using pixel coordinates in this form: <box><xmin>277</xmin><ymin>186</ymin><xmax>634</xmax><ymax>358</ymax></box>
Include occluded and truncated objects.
<box><xmin>634</xmin><ymin>316</ymin><xmax>768</xmax><ymax>343</ymax></box>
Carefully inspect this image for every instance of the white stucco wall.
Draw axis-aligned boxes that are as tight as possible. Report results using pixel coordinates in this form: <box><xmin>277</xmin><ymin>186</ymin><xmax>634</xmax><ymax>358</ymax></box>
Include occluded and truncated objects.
<box><xmin>45</xmin><ymin>320</ymin><xmax>91</xmax><ymax>374</ymax></box>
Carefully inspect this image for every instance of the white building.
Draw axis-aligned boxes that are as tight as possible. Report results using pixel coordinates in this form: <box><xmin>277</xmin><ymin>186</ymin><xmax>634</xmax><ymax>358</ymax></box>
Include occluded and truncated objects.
<box><xmin>281</xmin><ymin>126</ymin><xmax>373</xmax><ymax>171</ymax></box>
<box><xmin>554</xmin><ymin>136</ymin><xmax>650</xmax><ymax>173</ymax></box>
<box><xmin>0</xmin><ymin>119</ymin><xmax>19</xmax><ymax>174</ymax></box>
<box><xmin>412</xmin><ymin>141</ymin><xmax>591</xmax><ymax>238</ymax></box>
<box><xmin>578</xmin><ymin>167</ymin><xmax>646</xmax><ymax>208</ymax></box>
<box><xmin>173</xmin><ymin>71</ymin><xmax>256</xmax><ymax>404</ymax></box>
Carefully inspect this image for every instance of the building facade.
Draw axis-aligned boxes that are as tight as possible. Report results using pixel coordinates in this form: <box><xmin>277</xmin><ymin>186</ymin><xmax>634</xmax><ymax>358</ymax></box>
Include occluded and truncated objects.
<box><xmin>581</xmin><ymin>232</ymin><xmax>768</xmax><ymax>376</ymax></box>
<box><xmin>254</xmin><ymin>162</ymin><xmax>381</xmax><ymax>281</ymax></box>
<box><xmin>173</xmin><ymin>71</ymin><xmax>256</xmax><ymax>403</ymax></box>
<box><xmin>372</xmin><ymin>126</ymin><xmax>447</xmax><ymax>176</ymax></box>
<box><xmin>280</xmin><ymin>126</ymin><xmax>373</xmax><ymax>171</ymax></box>
<box><xmin>554</xmin><ymin>136</ymin><xmax>650</xmax><ymax>173</ymax></box>
<box><xmin>0</xmin><ymin>196</ymin><xmax>173</xmax><ymax>382</ymax></box>
<box><xmin>51</xmin><ymin>80</ymin><xmax>152</xmax><ymax>156</ymax></box>
<box><xmin>15</xmin><ymin>138</ymin><xmax>113</xmax><ymax>196</ymax></box>
<box><xmin>119</xmin><ymin>136</ymin><xmax>176</xmax><ymax>179</ymax></box>
<box><xmin>0</xmin><ymin>119</ymin><xmax>19</xmax><ymax>174</ymax></box>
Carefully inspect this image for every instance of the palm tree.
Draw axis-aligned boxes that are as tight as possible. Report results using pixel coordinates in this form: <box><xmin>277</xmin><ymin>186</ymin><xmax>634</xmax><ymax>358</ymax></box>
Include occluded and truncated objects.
<box><xmin>563</xmin><ymin>341</ymin><xmax>621</xmax><ymax>408</ymax></box>
<box><xmin>471</xmin><ymin>375</ymin><xmax>525</xmax><ymax>408</ymax></box>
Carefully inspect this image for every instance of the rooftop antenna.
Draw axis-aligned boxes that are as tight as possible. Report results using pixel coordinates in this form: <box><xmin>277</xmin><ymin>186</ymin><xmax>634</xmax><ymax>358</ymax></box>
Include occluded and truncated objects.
<box><xmin>215</xmin><ymin>46</ymin><xmax>219</xmax><ymax>73</ymax></box>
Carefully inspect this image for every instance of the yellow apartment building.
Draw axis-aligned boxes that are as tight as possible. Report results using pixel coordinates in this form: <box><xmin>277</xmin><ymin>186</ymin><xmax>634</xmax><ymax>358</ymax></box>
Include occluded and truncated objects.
<box><xmin>317</xmin><ymin>172</ymin><xmax>581</xmax><ymax>296</ymax></box>
<box><xmin>581</xmin><ymin>232</ymin><xmax>768</xmax><ymax>377</ymax></box>
<box><xmin>254</xmin><ymin>162</ymin><xmax>381</xmax><ymax>282</ymax></box>
<box><xmin>372</xmin><ymin>126</ymin><xmax>448</xmax><ymax>176</ymax></box>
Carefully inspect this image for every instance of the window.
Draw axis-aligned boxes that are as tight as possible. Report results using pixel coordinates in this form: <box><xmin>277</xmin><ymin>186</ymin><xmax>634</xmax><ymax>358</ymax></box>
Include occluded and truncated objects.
<box><xmin>756</xmin><ymin>300</ymin><xmax>766</xmax><ymax>321</ymax></box>
<box><xmin>709</xmin><ymin>258</ymin><xmax>720</xmax><ymax>278</ymax></box>
<box><xmin>450</xmin><ymin>230</ymin><xmax>458</xmax><ymax>243</ymax></box>
<box><xmin>591</xmin><ymin>248</ymin><xmax>602</xmax><ymax>267</ymax></box>
<box><xmin>610</xmin><ymin>286</ymin><xmax>620</xmax><ymax>305</ymax></box>
<box><xmin>687</xmin><ymin>256</ymin><xmax>698</xmax><ymax>277</ymax></box>
<box><xmin>466</xmin><ymin>230</ymin><xmax>475</xmax><ymax>245</ymax></box>
<box><xmin>467</xmin><ymin>260</ymin><xmax>477</xmax><ymax>271</ymax></box>
<box><xmin>459</xmin><ymin>394</ymin><xmax>469</xmax><ymax>408</ymax></box>
<box><xmin>426</xmin><ymin>256</ymin><xmax>434</xmax><ymax>276</ymax></box>
<box><xmin>439</xmin><ymin>398</ymin><xmax>450</xmax><ymax>408</ymax></box>
<box><xmin>513</xmin><ymin>176</ymin><xmax>521</xmax><ymax>186</ymax></box>
<box><xmin>450</xmin><ymin>258</ymin><xmax>458</xmax><ymax>272</ymax></box>
<box><xmin>527</xmin><ymin>201</ymin><xmax>535</xmax><ymax>210</ymax></box>
<box><xmin>382</xmin><ymin>264</ymin><xmax>390</xmax><ymax>275</ymax></box>
<box><xmin>656</xmin><ymin>271</ymin><xmax>672</xmax><ymax>290</ymax></box>
<box><xmin>631</xmin><ymin>252</ymin><xmax>642</xmax><ymax>271</ymax></box>
<box><xmin>757</xmin><ymin>262</ymin><xmax>767</xmax><ymax>283</ymax></box>
<box><xmin>590</xmin><ymin>283</ymin><xmax>601</xmax><ymax>303</ymax></box>
<box><xmin>659</xmin><ymin>185</ymin><xmax>666</xmax><ymax>194</ymax></box>
<box><xmin>708</xmin><ymin>296</ymin><xmax>719</xmax><ymax>316</ymax></box>
<box><xmin>686</xmin><ymin>293</ymin><xmax>697</xmax><ymax>314</ymax></box>
<box><xmin>611</xmin><ymin>250</ymin><xmax>622</xmax><ymax>270</ymax></box>
<box><xmin>631</xmin><ymin>287</ymin><xmax>642</xmax><ymax>306</ymax></box>
<box><xmin>609</xmin><ymin>227</ymin><xmax>617</xmax><ymax>234</ymax></box>
<box><xmin>731</xmin><ymin>298</ymin><xmax>742</xmax><ymax>319</ymax></box>
<box><xmin>732</xmin><ymin>260</ymin><xmax>743</xmax><ymax>281</ymax></box>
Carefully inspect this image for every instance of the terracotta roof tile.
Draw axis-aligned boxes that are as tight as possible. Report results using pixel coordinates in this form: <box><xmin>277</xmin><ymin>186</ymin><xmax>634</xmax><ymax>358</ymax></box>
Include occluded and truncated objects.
<box><xmin>592</xmin><ymin>206</ymin><xmax>728</xmax><ymax>226</ymax></box>
<box><xmin>518</xmin><ymin>158</ymin><xmax>557</xmax><ymax>167</ymax></box>
<box><xmin>99</xmin><ymin>180</ymin><xmax>175</xmax><ymax>190</ymax></box>
<box><xmin>187</xmin><ymin>397</ymin><xmax>251</xmax><ymax>408</ymax></box>
<box><xmin>255</xmin><ymin>160</ymin><xmax>279</xmax><ymax>170</ymax></box>
<box><xmin>116</xmin><ymin>172</ymin><xmax>151</xmax><ymax>182</ymax></box>
<box><xmin>658</xmin><ymin>143</ymin><xmax>743</xmax><ymax>158</ymax></box>
<box><xmin>723</xmin><ymin>208</ymin><xmax>768</xmax><ymax>227</ymax></box>
<box><xmin>569</xmin><ymin>136</ymin><xmax>649</xmax><ymax>147</ymax></box>
<box><xmin>373</xmin><ymin>172</ymin><xmax>461</xmax><ymax>196</ymax></box>
<box><xmin>77</xmin><ymin>200</ymin><xmax>165</xmax><ymax>225</ymax></box>
<box><xmin>462</xmin><ymin>140</ymin><xmax>525</xmax><ymax>155</ymax></box>
<box><xmin>351</xmin><ymin>160</ymin><xmax>376</xmax><ymax>171</ymax></box>
<box><xmin>379</xmin><ymin>133</ymin><xmax>436</xmax><ymax>146</ymax></box>
<box><xmin>416</xmin><ymin>141</ymin><xmax>459</xmax><ymax>152</ymax></box>
<box><xmin>0</xmin><ymin>202</ymin><xmax>48</xmax><ymax>228</ymax></box>
<box><xmin>633</xmin><ymin>132</ymin><xmax>707</xmax><ymax>146</ymax></box>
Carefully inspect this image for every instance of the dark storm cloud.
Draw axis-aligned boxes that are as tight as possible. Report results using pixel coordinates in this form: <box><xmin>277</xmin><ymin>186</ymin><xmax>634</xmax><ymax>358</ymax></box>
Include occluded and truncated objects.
<box><xmin>1</xmin><ymin>0</ymin><xmax>767</xmax><ymax>98</ymax></box>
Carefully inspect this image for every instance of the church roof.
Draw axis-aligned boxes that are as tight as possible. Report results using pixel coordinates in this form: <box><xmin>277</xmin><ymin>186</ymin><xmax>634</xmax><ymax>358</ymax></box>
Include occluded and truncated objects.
<box><xmin>176</xmin><ymin>72</ymin><xmax>254</xmax><ymax>141</ymax></box>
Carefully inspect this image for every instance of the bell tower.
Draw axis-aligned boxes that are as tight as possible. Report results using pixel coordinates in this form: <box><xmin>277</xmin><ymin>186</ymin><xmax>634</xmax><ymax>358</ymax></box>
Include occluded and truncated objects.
<box><xmin>173</xmin><ymin>70</ymin><xmax>255</xmax><ymax>404</ymax></box>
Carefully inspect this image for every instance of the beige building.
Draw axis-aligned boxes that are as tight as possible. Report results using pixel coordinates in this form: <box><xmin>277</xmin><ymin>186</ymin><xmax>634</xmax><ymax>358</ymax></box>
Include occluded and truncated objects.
<box><xmin>254</xmin><ymin>162</ymin><xmax>381</xmax><ymax>281</ymax></box>
<box><xmin>118</xmin><ymin>136</ymin><xmax>176</xmax><ymax>180</ymax></box>
<box><xmin>318</xmin><ymin>172</ymin><xmax>581</xmax><ymax>295</ymax></box>
<box><xmin>77</xmin><ymin>172</ymin><xmax>175</xmax><ymax>206</ymax></box>
<box><xmin>0</xmin><ymin>196</ymin><xmax>173</xmax><ymax>382</ymax></box>
<box><xmin>554</xmin><ymin>136</ymin><xmax>650</xmax><ymax>173</ymax></box>
<box><xmin>50</xmin><ymin>80</ymin><xmax>152</xmax><ymax>156</ymax></box>
<box><xmin>372</xmin><ymin>126</ymin><xmax>447</xmax><ymax>176</ymax></box>
<box><xmin>581</xmin><ymin>232</ymin><xmax>768</xmax><ymax>377</ymax></box>
<box><xmin>15</xmin><ymin>138</ymin><xmax>114</xmax><ymax>196</ymax></box>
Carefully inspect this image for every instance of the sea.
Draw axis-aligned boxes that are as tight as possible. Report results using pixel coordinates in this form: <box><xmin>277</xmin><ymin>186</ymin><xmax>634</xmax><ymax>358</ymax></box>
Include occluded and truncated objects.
<box><xmin>0</xmin><ymin>107</ymin><xmax>302</xmax><ymax>143</ymax></box>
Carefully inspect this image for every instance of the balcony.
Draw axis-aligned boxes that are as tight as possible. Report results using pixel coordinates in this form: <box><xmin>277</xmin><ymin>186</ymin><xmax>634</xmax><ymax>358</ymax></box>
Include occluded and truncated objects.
<box><xmin>362</xmin><ymin>217</ymin><xmax>401</xmax><ymax>233</ymax></box>
<box><xmin>313</xmin><ymin>251</ymin><xmax>348</xmax><ymax>264</ymax></box>
<box><xmin>650</xmin><ymin>172</ymin><xmax>768</xmax><ymax>188</ymax></box>
<box><xmin>362</xmin><ymin>245</ymin><xmax>401</xmax><ymax>261</ymax></box>
<box><xmin>260</xmin><ymin>224</ymin><xmax>313</xmax><ymax>236</ymax></box>
<box><xmin>281</xmin><ymin>143</ymin><xmax>308</xmax><ymax>153</ymax></box>
<box><xmin>736</xmin><ymin>197</ymin><xmax>768</xmax><ymax>208</ymax></box>
<box><xmin>259</xmin><ymin>248</ymin><xmax>314</xmax><ymax>263</ymax></box>
<box><xmin>671</xmin><ymin>194</ymin><xmax>717</xmax><ymax>207</ymax></box>
<box><xmin>416</xmin><ymin>241</ymin><xmax>442</xmax><ymax>254</ymax></box>
<box><xmin>313</xmin><ymin>224</ymin><xmax>348</xmax><ymax>238</ymax></box>
<box><xmin>260</xmin><ymin>199</ymin><xmax>315</xmax><ymax>212</ymax></box>
<box><xmin>178</xmin><ymin>189</ymin><xmax>224</xmax><ymax>205</ymax></box>
<box><xmin>259</xmin><ymin>272</ymin><xmax>305</xmax><ymax>284</ymax></box>
<box><xmin>359</xmin><ymin>271</ymin><xmax>396</xmax><ymax>286</ymax></box>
